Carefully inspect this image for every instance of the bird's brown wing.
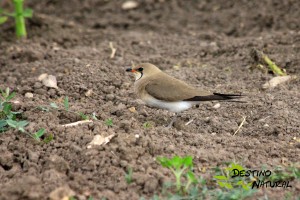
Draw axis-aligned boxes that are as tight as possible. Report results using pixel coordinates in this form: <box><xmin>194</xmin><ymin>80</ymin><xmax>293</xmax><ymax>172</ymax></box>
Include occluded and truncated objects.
<box><xmin>144</xmin><ymin>74</ymin><xmax>212</xmax><ymax>102</ymax></box>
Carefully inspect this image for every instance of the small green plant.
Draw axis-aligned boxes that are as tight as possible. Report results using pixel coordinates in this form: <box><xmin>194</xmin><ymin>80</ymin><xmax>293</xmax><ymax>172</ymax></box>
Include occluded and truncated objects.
<box><xmin>0</xmin><ymin>0</ymin><xmax>33</xmax><ymax>38</ymax></box>
<box><xmin>0</xmin><ymin>88</ymin><xmax>45</xmax><ymax>140</ymax></box>
<box><xmin>105</xmin><ymin>118</ymin><xmax>113</xmax><ymax>127</ymax></box>
<box><xmin>64</xmin><ymin>96</ymin><xmax>69</xmax><ymax>111</ymax></box>
<box><xmin>251</xmin><ymin>49</ymin><xmax>286</xmax><ymax>76</ymax></box>
<box><xmin>212</xmin><ymin>163</ymin><xmax>257</xmax><ymax>200</ymax></box>
<box><xmin>0</xmin><ymin>9</ymin><xmax>8</xmax><ymax>25</ymax></box>
<box><xmin>125</xmin><ymin>167</ymin><xmax>133</xmax><ymax>184</ymax></box>
<box><xmin>39</xmin><ymin>96</ymin><xmax>98</xmax><ymax>121</ymax></box>
<box><xmin>267</xmin><ymin>165</ymin><xmax>300</xmax><ymax>182</ymax></box>
<box><xmin>214</xmin><ymin>163</ymin><xmax>252</xmax><ymax>190</ymax></box>
<box><xmin>157</xmin><ymin>155</ymin><xmax>197</xmax><ymax>193</ymax></box>
<box><xmin>143</xmin><ymin>121</ymin><xmax>152</xmax><ymax>128</ymax></box>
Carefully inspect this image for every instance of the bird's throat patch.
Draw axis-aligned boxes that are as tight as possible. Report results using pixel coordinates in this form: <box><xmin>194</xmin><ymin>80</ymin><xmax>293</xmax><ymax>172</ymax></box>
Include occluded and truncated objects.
<box><xmin>136</xmin><ymin>72</ymin><xmax>143</xmax><ymax>81</ymax></box>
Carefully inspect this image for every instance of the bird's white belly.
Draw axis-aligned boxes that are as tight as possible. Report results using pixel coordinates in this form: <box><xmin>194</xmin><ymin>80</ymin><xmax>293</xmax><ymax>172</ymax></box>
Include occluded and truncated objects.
<box><xmin>144</xmin><ymin>96</ymin><xmax>193</xmax><ymax>113</ymax></box>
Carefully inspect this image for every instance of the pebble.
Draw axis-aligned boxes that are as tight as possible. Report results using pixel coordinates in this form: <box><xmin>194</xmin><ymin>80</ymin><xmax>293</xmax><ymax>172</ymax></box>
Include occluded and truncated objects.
<box><xmin>213</xmin><ymin>103</ymin><xmax>221</xmax><ymax>109</ymax></box>
<box><xmin>48</xmin><ymin>88</ymin><xmax>56</xmax><ymax>97</ymax></box>
<box><xmin>49</xmin><ymin>185</ymin><xmax>75</xmax><ymax>200</ymax></box>
<box><xmin>33</xmin><ymin>82</ymin><xmax>43</xmax><ymax>89</ymax></box>
<box><xmin>35</xmin><ymin>88</ymin><xmax>47</xmax><ymax>95</ymax></box>
<box><xmin>106</xmin><ymin>94</ymin><xmax>115</xmax><ymax>101</ymax></box>
<box><xmin>122</xmin><ymin>1</ymin><xmax>138</xmax><ymax>10</ymax></box>
<box><xmin>25</xmin><ymin>92</ymin><xmax>34</xmax><ymax>98</ymax></box>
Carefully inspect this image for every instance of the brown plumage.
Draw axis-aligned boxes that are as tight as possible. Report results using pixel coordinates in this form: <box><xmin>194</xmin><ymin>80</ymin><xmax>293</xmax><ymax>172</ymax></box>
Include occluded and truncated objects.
<box><xmin>127</xmin><ymin>63</ymin><xmax>242</xmax><ymax>103</ymax></box>
<box><xmin>126</xmin><ymin>63</ymin><xmax>243</xmax><ymax>127</ymax></box>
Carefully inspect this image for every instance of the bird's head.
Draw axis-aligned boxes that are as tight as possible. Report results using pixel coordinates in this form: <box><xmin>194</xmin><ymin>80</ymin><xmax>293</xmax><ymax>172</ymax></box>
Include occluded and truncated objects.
<box><xmin>126</xmin><ymin>63</ymin><xmax>161</xmax><ymax>81</ymax></box>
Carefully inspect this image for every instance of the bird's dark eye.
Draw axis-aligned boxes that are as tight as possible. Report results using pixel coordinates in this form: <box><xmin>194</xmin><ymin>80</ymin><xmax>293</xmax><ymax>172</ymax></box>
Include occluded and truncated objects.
<box><xmin>138</xmin><ymin>67</ymin><xmax>143</xmax><ymax>72</ymax></box>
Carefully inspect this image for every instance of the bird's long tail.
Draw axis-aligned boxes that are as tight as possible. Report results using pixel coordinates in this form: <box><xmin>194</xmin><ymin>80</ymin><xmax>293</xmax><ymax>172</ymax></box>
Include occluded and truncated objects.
<box><xmin>184</xmin><ymin>93</ymin><xmax>245</xmax><ymax>102</ymax></box>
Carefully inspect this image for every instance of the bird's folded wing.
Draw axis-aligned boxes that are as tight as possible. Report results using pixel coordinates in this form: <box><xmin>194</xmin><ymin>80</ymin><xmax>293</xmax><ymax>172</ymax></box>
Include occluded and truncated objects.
<box><xmin>145</xmin><ymin>76</ymin><xmax>211</xmax><ymax>102</ymax></box>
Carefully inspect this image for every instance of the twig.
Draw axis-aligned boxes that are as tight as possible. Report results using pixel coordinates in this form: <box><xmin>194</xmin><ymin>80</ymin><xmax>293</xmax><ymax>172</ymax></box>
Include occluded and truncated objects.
<box><xmin>233</xmin><ymin>116</ymin><xmax>246</xmax><ymax>135</ymax></box>
<box><xmin>109</xmin><ymin>42</ymin><xmax>117</xmax><ymax>58</ymax></box>
<box><xmin>185</xmin><ymin>119</ymin><xmax>194</xmax><ymax>126</ymax></box>
<box><xmin>251</xmin><ymin>49</ymin><xmax>286</xmax><ymax>76</ymax></box>
<box><xmin>62</xmin><ymin>120</ymin><xmax>93</xmax><ymax>127</ymax></box>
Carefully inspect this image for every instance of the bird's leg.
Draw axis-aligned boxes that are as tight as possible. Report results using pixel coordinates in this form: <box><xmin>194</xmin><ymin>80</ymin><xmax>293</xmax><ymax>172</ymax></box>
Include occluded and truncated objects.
<box><xmin>166</xmin><ymin>113</ymin><xmax>180</xmax><ymax>128</ymax></box>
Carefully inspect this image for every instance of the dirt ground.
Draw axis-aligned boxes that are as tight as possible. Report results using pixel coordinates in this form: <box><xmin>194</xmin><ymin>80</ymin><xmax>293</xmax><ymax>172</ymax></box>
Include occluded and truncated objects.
<box><xmin>0</xmin><ymin>0</ymin><xmax>299</xmax><ymax>199</ymax></box>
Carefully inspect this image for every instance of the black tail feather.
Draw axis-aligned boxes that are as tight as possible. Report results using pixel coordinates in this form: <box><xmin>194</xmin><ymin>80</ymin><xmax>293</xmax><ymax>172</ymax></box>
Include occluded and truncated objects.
<box><xmin>184</xmin><ymin>93</ymin><xmax>245</xmax><ymax>102</ymax></box>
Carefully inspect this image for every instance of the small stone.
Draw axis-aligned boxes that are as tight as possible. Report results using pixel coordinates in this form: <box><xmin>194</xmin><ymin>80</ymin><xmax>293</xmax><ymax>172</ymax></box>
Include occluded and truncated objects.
<box><xmin>128</xmin><ymin>107</ymin><xmax>137</xmax><ymax>113</ymax></box>
<box><xmin>85</xmin><ymin>89</ymin><xmax>93</xmax><ymax>97</ymax></box>
<box><xmin>49</xmin><ymin>185</ymin><xmax>75</xmax><ymax>200</ymax></box>
<box><xmin>33</xmin><ymin>82</ymin><xmax>43</xmax><ymax>89</ymax></box>
<box><xmin>106</xmin><ymin>94</ymin><xmax>115</xmax><ymax>101</ymax></box>
<box><xmin>20</xmin><ymin>85</ymin><xmax>32</xmax><ymax>93</ymax></box>
<box><xmin>35</xmin><ymin>88</ymin><xmax>47</xmax><ymax>95</ymax></box>
<box><xmin>122</xmin><ymin>1</ymin><xmax>138</xmax><ymax>10</ymax></box>
<box><xmin>120</xmin><ymin>160</ymin><xmax>128</xmax><ymax>167</ymax></box>
<box><xmin>25</xmin><ymin>92</ymin><xmax>34</xmax><ymax>98</ymax></box>
<box><xmin>48</xmin><ymin>88</ymin><xmax>56</xmax><ymax>97</ymax></box>
<box><xmin>213</xmin><ymin>103</ymin><xmax>221</xmax><ymax>109</ymax></box>
<box><xmin>204</xmin><ymin>117</ymin><xmax>210</xmax><ymax>123</ymax></box>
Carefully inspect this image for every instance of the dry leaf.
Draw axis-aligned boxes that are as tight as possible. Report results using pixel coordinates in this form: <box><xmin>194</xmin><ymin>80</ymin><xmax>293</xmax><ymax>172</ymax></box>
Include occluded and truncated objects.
<box><xmin>42</xmin><ymin>75</ymin><xmax>58</xmax><ymax>89</ymax></box>
<box><xmin>87</xmin><ymin>134</ymin><xmax>115</xmax><ymax>149</ymax></box>
<box><xmin>38</xmin><ymin>73</ymin><xmax>48</xmax><ymax>81</ymax></box>
<box><xmin>262</xmin><ymin>75</ymin><xmax>295</xmax><ymax>89</ymax></box>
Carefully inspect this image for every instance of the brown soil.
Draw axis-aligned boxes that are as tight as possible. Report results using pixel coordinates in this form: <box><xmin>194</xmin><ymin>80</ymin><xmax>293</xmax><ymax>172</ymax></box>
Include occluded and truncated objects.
<box><xmin>0</xmin><ymin>0</ymin><xmax>299</xmax><ymax>199</ymax></box>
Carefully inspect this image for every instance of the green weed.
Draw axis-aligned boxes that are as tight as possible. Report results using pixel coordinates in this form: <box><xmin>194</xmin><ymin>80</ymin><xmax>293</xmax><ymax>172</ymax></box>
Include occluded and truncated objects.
<box><xmin>145</xmin><ymin>156</ymin><xmax>259</xmax><ymax>200</ymax></box>
<box><xmin>125</xmin><ymin>167</ymin><xmax>133</xmax><ymax>184</ymax></box>
<box><xmin>0</xmin><ymin>88</ymin><xmax>45</xmax><ymax>140</ymax></box>
<box><xmin>157</xmin><ymin>156</ymin><xmax>197</xmax><ymax>193</ymax></box>
<box><xmin>143</xmin><ymin>121</ymin><xmax>152</xmax><ymax>128</ymax></box>
<box><xmin>0</xmin><ymin>0</ymin><xmax>33</xmax><ymax>38</ymax></box>
<box><xmin>105</xmin><ymin>118</ymin><xmax>113</xmax><ymax>127</ymax></box>
<box><xmin>266</xmin><ymin>164</ymin><xmax>300</xmax><ymax>182</ymax></box>
<box><xmin>39</xmin><ymin>96</ymin><xmax>98</xmax><ymax>121</ymax></box>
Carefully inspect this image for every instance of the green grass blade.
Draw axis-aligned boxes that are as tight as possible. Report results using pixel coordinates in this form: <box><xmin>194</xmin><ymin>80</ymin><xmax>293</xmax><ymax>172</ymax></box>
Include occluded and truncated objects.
<box><xmin>33</xmin><ymin>128</ymin><xmax>45</xmax><ymax>140</ymax></box>
<box><xmin>6</xmin><ymin>119</ymin><xmax>18</xmax><ymax>128</ymax></box>
<box><xmin>0</xmin><ymin>120</ymin><xmax>7</xmax><ymax>128</ymax></box>
<box><xmin>6</xmin><ymin>92</ymin><xmax>16</xmax><ymax>101</ymax></box>
<box><xmin>23</xmin><ymin>8</ymin><xmax>33</xmax><ymax>17</ymax></box>
<box><xmin>0</xmin><ymin>16</ymin><xmax>8</xmax><ymax>24</ymax></box>
<box><xmin>18</xmin><ymin>120</ymin><xmax>29</xmax><ymax>127</ymax></box>
<box><xmin>64</xmin><ymin>96</ymin><xmax>69</xmax><ymax>111</ymax></box>
<box><xmin>50</xmin><ymin>102</ymin><xmax>58</xmax><ymax>109</ymax></box>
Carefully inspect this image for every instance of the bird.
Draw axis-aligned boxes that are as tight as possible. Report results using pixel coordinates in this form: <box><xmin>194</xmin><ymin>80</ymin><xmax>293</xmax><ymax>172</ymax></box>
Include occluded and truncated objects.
<box><xmin>126</xmin><ymin>63</ymin><xmax>243</xmax><ymax>128</ymax></box>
